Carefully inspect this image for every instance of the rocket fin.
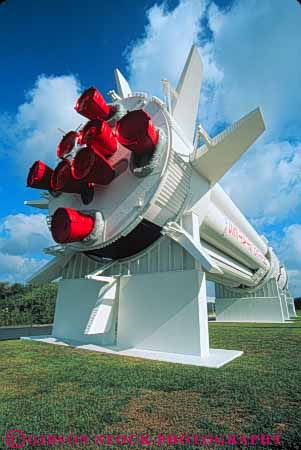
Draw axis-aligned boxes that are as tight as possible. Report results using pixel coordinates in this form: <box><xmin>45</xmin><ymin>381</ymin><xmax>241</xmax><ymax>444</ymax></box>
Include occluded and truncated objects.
<box><xmin>190</xmin><ymin>107</ymin><xmax>265</xmax><ymax>185</ymax></box>
<box><xmin>24</xmin><ymin>199</ymin><xmax>49</xmax><ymax>209</ymax></box>
<box><xmin>27</xmin><ymin>254</ymin><xmax>73</xmax><ymax>285</ymax></box>
<box><xmin>114</xmin><ymin>68</ymin><xmax>132</xmax><ymax>99</ymax></box>
<box><xmin>172</xmin><ymin>45</ymin><xmax>203</xmax><ymax>143</ymax></box>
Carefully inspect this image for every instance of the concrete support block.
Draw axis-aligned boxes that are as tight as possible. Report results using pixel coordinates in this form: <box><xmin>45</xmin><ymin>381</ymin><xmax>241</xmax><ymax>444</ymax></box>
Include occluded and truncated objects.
<box><xmin>52</xmin><ymin>278</ymin><xmax>119</xmax><ymax>346</ymax></box>
<box><xmin>32</xmin><ymin>270</ymin><xmax>242</xmax><ymax>368</ymax></box>
<box><xmin>216</xmin><ymin>296</ymin><xmax>285</xmax><ymax>323</ymax></box>
<box><xmin>117</xmin><ymin>269</ymin><xmax>209</xmax><ymax>357</ymax></box>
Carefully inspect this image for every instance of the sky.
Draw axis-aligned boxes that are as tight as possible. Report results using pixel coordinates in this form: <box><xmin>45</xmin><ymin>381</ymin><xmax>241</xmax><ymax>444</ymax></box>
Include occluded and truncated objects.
<box><xmin>0</xmin><ymin>0</ymin><xmax>300</xmax><ymax>295</ymax></box>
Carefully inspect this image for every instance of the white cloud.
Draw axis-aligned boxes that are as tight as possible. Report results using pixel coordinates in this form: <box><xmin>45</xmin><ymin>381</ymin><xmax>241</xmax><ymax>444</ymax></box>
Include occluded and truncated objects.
<box><xmin>221</xmin><ymin>140</ymin><xmax>301</xmax><ymax>223</ymax></box>
<box><xmin>1</xmin><ymin>75</ymin><xmax>82</xmax><ymax>171</ymax></box>
<box><xmin>0</xmin><ymin>253</ymin><xmax>48</xmax><ymax>284</ymax></box>
<box><xmin>0</xmin><ymin>213</ymin><xmax>54</xmax><ymax>256</ymax></box>
<box><xmin>275</xmin><ymin>224</ymin><xmax>301</xmax><ymax>270</ymax></box>
<box><xmin>126</xmin><ymin>0</ymin><xmax>213</xmax><ymax>96</ymax></box>
<box><xmin>0</xmin><ymin>213</ymin><xmax>53</xmax><ymax>283</ymax></box>
<box><xmin>207</xmin><ymin>2</ymin><xmax>223</xmax><ymax>35</ymax></box>
<box><xmin>126</xmin><ymin>0</ymin><xmax>301</xmax><ymax>141</ymax></box>
<box><xmin>203</xmin><ymin>0</ymin><xmax>301</xmax><ymax>139</ymax></box>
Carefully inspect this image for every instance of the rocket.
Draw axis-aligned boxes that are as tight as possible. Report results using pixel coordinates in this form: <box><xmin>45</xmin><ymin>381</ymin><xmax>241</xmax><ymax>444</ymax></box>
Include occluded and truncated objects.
<box><xmin>26</xmin><ymin>45</ymin><xmax>289</xmax><ymax>298</ymax></box>
<box><xmin>24</xmin><ymin>45</ymin><xmax>297</xmax><ymax>366</ymax></box>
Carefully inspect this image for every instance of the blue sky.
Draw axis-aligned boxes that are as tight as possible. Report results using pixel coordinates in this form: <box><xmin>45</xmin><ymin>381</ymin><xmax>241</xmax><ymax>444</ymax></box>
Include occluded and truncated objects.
<box><xmin>0</xmin><ymin>0</ymin><xmax>165</xmax><ymax>217</ymax></box>
<box><xmin>0</xmin><ymin>0</ymin><xmax>300</xmax><ymax>294</ymax></box>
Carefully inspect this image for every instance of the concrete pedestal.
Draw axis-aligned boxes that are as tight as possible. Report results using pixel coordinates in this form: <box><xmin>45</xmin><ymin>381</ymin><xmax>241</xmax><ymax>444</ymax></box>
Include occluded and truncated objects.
<box><xmin>216</xmin><ymin>296</ymin><xmax>285</xmax><ymax>323</ymax></box>
<box><xmin>24</xmin><ymin>270</ymin><xmax>242</xmax><ymax>368</ymax></box>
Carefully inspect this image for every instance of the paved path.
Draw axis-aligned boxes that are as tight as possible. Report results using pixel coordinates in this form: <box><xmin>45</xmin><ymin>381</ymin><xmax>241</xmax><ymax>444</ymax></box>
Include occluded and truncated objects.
<box><xmin>0</xmin><ymin>325</ymin><xmax>53</xmax><ymax>340</ymax></box>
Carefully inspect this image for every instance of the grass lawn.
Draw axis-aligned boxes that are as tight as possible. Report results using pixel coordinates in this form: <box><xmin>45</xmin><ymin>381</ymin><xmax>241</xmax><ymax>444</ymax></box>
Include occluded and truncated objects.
<box><xmin>0</xmin><ymin>318</ymin><xmax>300</xmax><ymax>449</ymax></box>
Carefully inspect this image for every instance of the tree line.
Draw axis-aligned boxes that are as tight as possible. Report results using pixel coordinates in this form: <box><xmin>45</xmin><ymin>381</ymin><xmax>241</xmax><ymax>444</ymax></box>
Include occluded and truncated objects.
<box><xmin>0</xmin><ymin>282</ymin><xmax>57</xmax><ymax>326</ymax></box>
<box><xmin>0</xmin><ymin>282</ymin><xmax>299</xmax><ymax>327</ymax></box>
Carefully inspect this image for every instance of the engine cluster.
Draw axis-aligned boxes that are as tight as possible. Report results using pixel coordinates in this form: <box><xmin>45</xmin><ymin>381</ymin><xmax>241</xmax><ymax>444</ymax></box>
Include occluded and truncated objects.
<box><xmin>26</xmin><ymin>87</ymin><xmax>159</xmax><ymax>245</ymax></box>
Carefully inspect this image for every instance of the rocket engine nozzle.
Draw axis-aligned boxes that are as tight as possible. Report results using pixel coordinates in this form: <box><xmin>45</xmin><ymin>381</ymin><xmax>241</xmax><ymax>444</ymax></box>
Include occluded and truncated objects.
<box><xmin>116</xmin><ymin>109</ymin><xmax>159</xmax><ymax>155</ymax></box>
<box><xmin>51</xmin><ymin>207</ymin><xmax>95</xmax><ymax>243</ymax></box>
<box><xmin>57</xmin><ymin>131</ymin><xmax>79</xmax><ymax>158</ymax></box>
<box><xmin>27</xmin><ymin>160</ymin><xmax>53</xmax><ymax>190</ymax></box>
<box><xmin>72</xmin><ymin>146</ymin><xmax>115</xmax><ymax>185</ymax></box>
<box><xmin>51</xmin><ymin>159</ymin><xmax>82</xmax><ymax>193</ymax></box>
<box><xmin>74</xmin><ymin>87</ymin><xmax>115</xmax><ymax>121</ymax></box>
<box><xmin>78</xmin><ymin>119</ymin><xmax>117</xmax><ymax>158</ymax></box>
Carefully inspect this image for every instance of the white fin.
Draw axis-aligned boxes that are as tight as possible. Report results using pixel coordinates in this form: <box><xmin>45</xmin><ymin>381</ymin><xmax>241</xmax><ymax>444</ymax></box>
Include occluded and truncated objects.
<box><xmin>114</xmin><ymin>68</ymin><xmax>132</xmax><ymax>98</ymax></box>
<box><xmin>172</xmin><ymin>45</ymin><xmax>203</xmax><ymax>143</ymax></box>
<box><xmin>24</xmin><ymin>199</ymin><xmax>48</xmax><ymax>209</ymax></box>
<box><xmin>27</xmin><ymin>255</ymin><xmax>72</xmax><ymax>284</ymax></box>
<box><xmin>191</xmin><ymin>107</ymin><xmax>265</xmax><ymax>185</ymax></box>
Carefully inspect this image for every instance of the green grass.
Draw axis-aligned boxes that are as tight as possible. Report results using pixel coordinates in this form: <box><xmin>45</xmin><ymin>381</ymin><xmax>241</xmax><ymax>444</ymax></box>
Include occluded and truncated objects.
<box><xmin>0</xmin><ymin>318</ymin><xmax>300</xmax><ymax>450</ymax></box>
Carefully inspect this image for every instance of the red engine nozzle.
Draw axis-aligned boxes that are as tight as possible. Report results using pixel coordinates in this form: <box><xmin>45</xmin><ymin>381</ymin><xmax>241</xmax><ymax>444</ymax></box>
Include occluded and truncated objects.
<box><xmin>51</xmin><ymin>207</ymin><xmax>95</xmax><ymax>244</ymax></box>
<box><xmin>57</xmin><ymin>131</ymin><xmax>79</xmax><ymax>158</ymax></box>
<box><xmin>72</xmin><ymin>146</ymin><xmax>115</xmax><ymax>185</ymax></box>
<box><xmin>78</xmin><ymin>119</ymin><xmax>117</xmax><ymax>158</ymax></box>
<box><xmin>116</xmin><ymin>109</ymin><xmax>159</xmax><ymax>155</ymax></box>
<box><xmin>51</xmin><ymin>159</ymin><xmax>82</xmax><ymax>193</ymax></box>
<box><xmin>74</xmin><ymin>87</ymin><xmax>113</xmax><ymax>121</ymax></box>
<box><xmin>27</xmin><ymin>161</ymin><xmax>53</xmax><ymax>190</ymax></box>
